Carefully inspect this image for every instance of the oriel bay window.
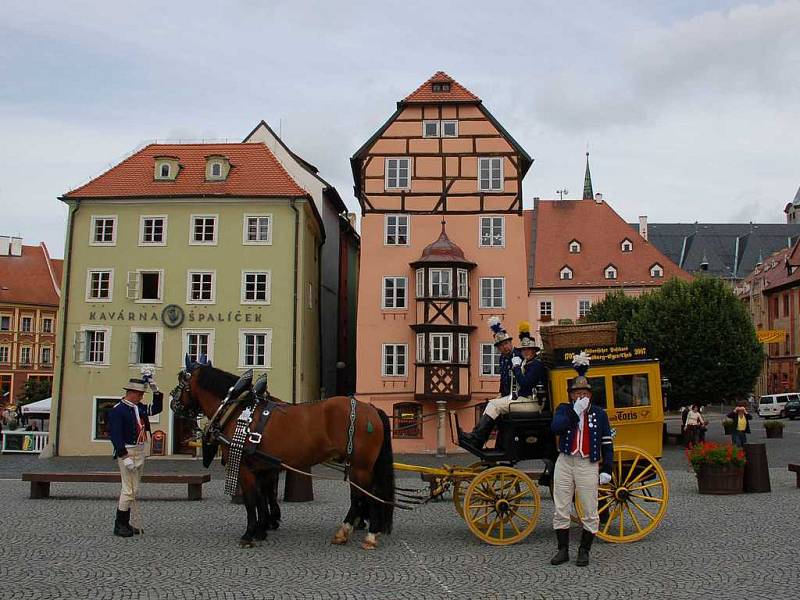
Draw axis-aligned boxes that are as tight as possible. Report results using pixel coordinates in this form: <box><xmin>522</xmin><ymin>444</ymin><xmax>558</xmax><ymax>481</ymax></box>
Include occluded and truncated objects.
<box><xmin>429</xmin><ymin>333</ymin><xmax>452</xmax><ymax>363</ymax></box>
<box><xmin>429</xmin><ymin>269</ymin><xmax>452</xmax><ymax>298</ymax></box>
<box><xmin>457</xmin><ymin>269</ymin><xmax>468</xmax><ymax>298</ymax></box>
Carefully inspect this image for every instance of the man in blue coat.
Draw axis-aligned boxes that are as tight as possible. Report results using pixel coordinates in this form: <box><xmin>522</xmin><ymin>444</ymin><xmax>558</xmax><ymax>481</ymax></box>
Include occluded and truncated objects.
<box><xmin>108</xmin><ymin>375</ymin><xmax>163</xmax><ymax>537</ymax></box>
<box><xmin>550</xmin><ymin>352</ymin><xmax>613</xmax><ymax>567</ymax></box>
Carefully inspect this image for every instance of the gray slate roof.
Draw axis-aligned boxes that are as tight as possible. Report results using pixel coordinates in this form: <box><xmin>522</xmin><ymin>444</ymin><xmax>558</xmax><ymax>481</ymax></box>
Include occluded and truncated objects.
<box><xmin>629</xmin><ymin>223</ymin><xmax>800</xmax><ymax>280</ymax></box>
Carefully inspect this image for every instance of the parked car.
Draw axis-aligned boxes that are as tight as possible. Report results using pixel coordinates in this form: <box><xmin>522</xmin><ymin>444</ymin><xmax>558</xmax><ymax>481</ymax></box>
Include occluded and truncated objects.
<box><xmin>758</xmin><ymin>393</ymin><xmax>797</xmax><ymax>418</ymax></box>
<box><xmin>786</xmin><ymin>398</ymin><xmax>800</xmax><ymax>420</ymax></box>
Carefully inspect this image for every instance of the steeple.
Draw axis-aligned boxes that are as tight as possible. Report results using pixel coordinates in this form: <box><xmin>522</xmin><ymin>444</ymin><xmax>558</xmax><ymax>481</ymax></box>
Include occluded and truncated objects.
<box><xmin>583</xmin><ymin>152</ymin><xmax>594</xmax><ymax>201</ymax></box>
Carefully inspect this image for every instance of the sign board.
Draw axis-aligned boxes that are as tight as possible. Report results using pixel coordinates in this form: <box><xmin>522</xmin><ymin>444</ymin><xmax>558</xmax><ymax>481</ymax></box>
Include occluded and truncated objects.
<box><xmin>151</xmin><ymin>430</ymin><xmax>166</xmax><ymax>456</ymax></box>
<box><xmin>550</xmin><ymin>345</ymin><xmax>652</xmax><ymax>366</ymax></box>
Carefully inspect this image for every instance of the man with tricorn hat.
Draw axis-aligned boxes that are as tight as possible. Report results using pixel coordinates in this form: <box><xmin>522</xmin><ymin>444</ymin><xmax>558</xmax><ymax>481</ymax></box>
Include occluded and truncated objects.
<box><xmin>550</xmin><ymin>352</ymin><xmax>613</xmax><ymax>567</ymax></box>
<box><xmin>108</xmin><ymin>369</ymin><xmax>163</xmax><ymax>537</ymax></box>
<box><xmin>460</xmin><ymin>319</ymin><xmax>547</xmax><ymax>449</ymax></box>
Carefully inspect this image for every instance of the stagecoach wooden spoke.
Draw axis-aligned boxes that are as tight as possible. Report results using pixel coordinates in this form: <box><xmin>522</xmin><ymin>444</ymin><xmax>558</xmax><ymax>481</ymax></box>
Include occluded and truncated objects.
<box><xmin>628</xmin><ymin>497</ymin><xmax>656</xmax><ymax>521</ymax></box>
<box><xmin>625</xmin><ymin>502</ymin><xmax>644</xmax><ymax>533</ymax></box>
<box><xmin>622</xmin><ymin>454</ymin><xmax>641</xmax><ymax>487</ymax></box>
<box><xmin>629</xmin><ymin>493</ymin><xmax>664</xmax><ymax>503</ymax></box>
<box><xmin>598</xmin><ymin>497</ymin><xmax>616</xmax><ymax>515</ymax></box>
<box><xmin>627</xmin><ymin>463</ymin><xmax>654</xmax><ymax>486</ymax></box>
<box><xmin>627</xmin><ymin>480</ymin><xmax>664</xmax><ymax>493</ymax></box>
<box><xmin>602</xmin><ymin>505</ymin><xmax>621</xmax><ymax>535</ymax></box>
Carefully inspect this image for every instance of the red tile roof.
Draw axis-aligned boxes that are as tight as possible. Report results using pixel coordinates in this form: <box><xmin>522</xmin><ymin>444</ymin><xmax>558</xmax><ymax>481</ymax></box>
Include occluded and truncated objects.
<box><xmin>754</xmin><ymin>244</ymin><xmax>800</xmax><ymax>293</ymax></box>
<box><xmin>402</xmin><ymin>71</ymin><xmax>481</xmax><ymax>104</ymax></box>
<box><xmin>63</xmin><ymin>143</ymin><xmax>309</xmax><ymax>199</ymax></box>
<box><xmin>0</xmin><ymin>243</ymin><xmax>62</xmax><ymax>306</ymax></box>
<box><xmin>530</xmin><ymin>199</ymin><xmax>691</xmax><ymax>288</ymax></box>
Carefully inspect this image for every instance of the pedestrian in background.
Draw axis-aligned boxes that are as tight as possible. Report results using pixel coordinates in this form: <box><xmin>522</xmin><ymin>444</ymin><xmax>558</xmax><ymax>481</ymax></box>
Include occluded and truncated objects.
<box><xmin>727</xmin><ymin>400</ymin><xmax>751</xmax><ymax>447</ymax></box>
<box><xmin>684</xmin><ymin>404</ymin><xmax>704</xmax><ymax>445</ymax></box>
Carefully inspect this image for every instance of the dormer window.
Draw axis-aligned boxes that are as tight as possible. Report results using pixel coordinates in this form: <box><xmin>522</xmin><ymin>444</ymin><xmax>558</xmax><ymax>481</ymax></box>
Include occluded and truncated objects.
<box><xmin>205</xmin><ymin>156</ymin><xmax>229</xmax><ymax>181</ymax></box>
<box><xmin>650</xmin><ymin>263</ymin><xmax>664</xmax><ymax>278</ymax></box>
<box><xmin>159</xmin><ymin>164</ymin><xmax>170</xmax><ymax>178</ymax></box>
<box><xmin>560</xmin><ymin>266</ymin><xmax>574</xmax><ymax>280</ymax></box>
<box><xmin>605</xmin><ymin>264</ymin><xmax>618</xmax><ymax>280</ymax></box>
<box><xmin>432</xmin><ymin>82</ymin><xmax>451</xmax><ymax>93</ymax></box>
<box><xmin>154</xmin><ymin>157</ymin><xmax>179</xmax><ymax>181</ymax></box>
<box><xmin>621</xmin><ymin>238</ymin><xmax>633</xmax><ymax>252</ymax></box>
<box><xmin>569</xmin><ymin>240</ymin><xmax>581</xmax><ymax>254</ymax></box>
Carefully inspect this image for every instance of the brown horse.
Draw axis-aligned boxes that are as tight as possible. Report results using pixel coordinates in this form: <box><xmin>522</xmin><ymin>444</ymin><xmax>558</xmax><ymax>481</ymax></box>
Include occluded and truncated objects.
<box><xmin>170</xmin><ymin>363</ymin><xmax>395</xmax><ymax>549</ymax></box>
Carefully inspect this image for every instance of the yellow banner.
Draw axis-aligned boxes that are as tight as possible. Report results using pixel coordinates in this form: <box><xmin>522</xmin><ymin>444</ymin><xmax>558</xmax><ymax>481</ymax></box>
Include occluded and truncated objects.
<box><xmin>757</xmin><ymin>329</ymin><xmax>785</xmax><ymax>343</ymax></box>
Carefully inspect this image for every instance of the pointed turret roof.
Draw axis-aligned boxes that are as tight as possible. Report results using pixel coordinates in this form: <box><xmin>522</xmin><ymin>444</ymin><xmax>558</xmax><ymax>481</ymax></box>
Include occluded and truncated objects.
<box><xmin>583</xmin><ymin>152</ymin><xmax>594</xmax><ymax>201</ymax></box>
<box><xmin>410</xmin><ymin>220</ymin><xmax>476</xmax><ymax>267</ymax></box>
<box><xmin>402</xmin><ymin>71</ymin><xmax>481</xmax><ymax>104</ymax></box>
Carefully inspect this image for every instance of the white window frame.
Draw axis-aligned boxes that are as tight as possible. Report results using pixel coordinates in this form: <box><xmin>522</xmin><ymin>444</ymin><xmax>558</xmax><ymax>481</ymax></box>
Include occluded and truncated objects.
<box><xmin>134</xmin><ymin>269</ymin><xmax>164</xmax><ymax>304</ymax></box>
<box><xmin>20</xmin><ymin>316</ymin><xmax>33</xmax><ymax>333</ymax></box>
<box><xmin>86</xmin><ymin>269</ymin><xmax>114</xmax><ymax>302</ymax></box>
<box><xmin>40</xmin><ymin>346</ymin><xmax>52</xmax><ymax>365</ymax></box>
<box><xmin>429</xmin><ymin>333</ymin><xmax>452</xmax><ymax>363</ymax></box>
<box><xmin>539</xmin><ymin>300</ymin><xmax>553</xmax><ymax>318</ymax></box>
<box><xmin>210</xmin><ymin>161</ymin><xmax>223</xmax><ymax>179</ymax></box>
<box><xmin>429</xmin><ymin>268</ymin><xmax>452</xmax><ymax>298</ymax></box>
<box><xmin>384</xmin><ymin>214</ymin><xmax>410</xmax><ymax>246</ymax></box>
<box><xmin>385</xmin><ymin>157</ymin><xmax>411</xmax><ymax>191</ymax></box>
<box><xmin>183</xmin><ymin>329</ymin><xmax>215</xmax><ymax>364</ymax></box>
<box><xmin>41</xmin><ymin>317</ymin><xmax>53</xmax><ymax>334</ymax></box>
<box><xmin>605</xmin><ymin>265</ymin><xmax>618</xmax><ymax>280</ymax></box>
<box><xmin>422</xmin><ymin>120</ymin><xmax>440</xmax><ymax>138</ymax></box>
<box><xmin>415</xmin><ymin>269</ymin><xmax>425</xmax><ymax>298</ymax></box>
<box><xmin>458</xmin><ymin>333</ymin><xmax>469</xmax><ymax>364</ymax></box>
<box><xmin>0</xmin><ymin>314</ymin><xmax>11</xmax><ymax>331</ymax></box>
<box><xmin>189</xmin><ymin>214</ymin><xmax>219</xmax><ymax>246</ymax></box>
<box><xmin>441</xmin><ymin>120</ymin><xmax>458</xmax><ymax>138</ymax></box>
<box><xmin>128</xmin><ymin>326</ymin><xmax>163</xmax><ymax>367</ymax></box>
<box><xmin>381</xmin><ymin>343</ymin><xmax>408</xmax><ymax>377</ymax></box>
<box><xmin>457</xmin><ymin>269</ymin><xmax>469</xmax><ymax>299</ymax></box>
<box><xmin>650</xmin><ymin>264</ymin><xmax>664</xmax><ymax>278</ymax></box>
<box><xmin>238</xmin><ymin>329</ymin><xmax>273</xmax><ymax>369</ymax></box>
<box><xmin>0</xmin><ymin>346</ymin><xmax>9</xmax><ymax>363</ymax></box>
<box><xmin>479</xmin><ymin>216</ymin><xmax>505</xmax><ymax>248</ymax></box>
<box><xmin>77</xmin><ymin>326</ymin><xmax>111</xmax><ymax>366</ymax></box>
<box><xmin>242</xmin><ymin>214</ymin><xmax>273</xmax><ymax>245</ymax></box>
<box><xmin>480</xmin><ymin>343</ymin><xmax>501</xmax><ymax>376</ymax></box>
<box><xmin>578</xmin><ymin>299</ymin><xmax>592</xmax><ymax>319</ymax></box>
<box><xmin>621</xmin><ymin>239</ymin><xmax>633</xmax><ymax>252</ymax></box>
<box><xmin>139</xmin><ymin>215</ymin><xmax>168</xmax><ymax>246</ymax></box>
<box><xmin>382</xmin><ymin>276</ymin><xmax>407</xmax><ymax>310</ymax></box>
<box><xmin>569</xmin><ymin>240</ymin><xmax>581</xmax><ymax>253</ymax></box>
<box><xmin>416</xmin><ymin>333</ymin><xmax>425</xmax><ymax>363</ymax></box>
<box><xmin>478</xmin><ymin>157</ymin><xmax>503</xmax><ymax>192</ymax></box>
<box><xmin>19</xmin><ymin>346</ymin><xmax>32</xmax><ymax>365</ymax></box>
<box><xmin>89</xmin><ymin>215</ymin><xmax>117</xmax><ymax>246</ymax></box>
<box><xmin>479</xmin><ymin>277</ymin><xmax>505</xmax><ymax>309</ymax></box>
<box><xmin>157</xmin><ymin>163</ymin><xmax>171</xmax><ymax>179</ymax></box>
<box><xmin>560</xmin><ymin>266</ymin><xmax>573</xmax><ymax>280</ymax></box>
<box><xmin>241</xmin><ymin>270</ymin><xmax>272</xmax><ymax>305</ymax></box>
<box><xmin>186</xmin><ymin>270</ymin><xmax>216</xmax><ymax>304</ymax></box>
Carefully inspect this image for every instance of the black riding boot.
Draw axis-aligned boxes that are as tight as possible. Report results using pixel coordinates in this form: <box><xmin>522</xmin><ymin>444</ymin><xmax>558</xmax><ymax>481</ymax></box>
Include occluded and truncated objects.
<box><xmin>550</xmin><ymin>529</ymin><xmax>570</xmax><ymax>565</ymax></box>
<box><xmin>576</xmin><ymin>529</ymin><xmax>595</xmax><ymax>567</ymax></box>
<box><xmin>113</xmin><ymin>509</ymin><xmax>134</xmax><ymax>538</ymax></box>
<box><xmin>122</xmin><ymin>508</ymin><xmax>142</xmax><ymax>535</ymax></box>
<box><xmin>459</xmin><ymin>415</ymin><xmax>495</xmax><ymax>450</ymax></box>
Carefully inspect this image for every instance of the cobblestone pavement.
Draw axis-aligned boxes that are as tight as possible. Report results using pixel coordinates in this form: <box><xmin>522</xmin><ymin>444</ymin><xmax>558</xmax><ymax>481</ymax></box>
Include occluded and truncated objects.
<box><xmin>2</xmin><ymin>419</ymin><xmax>799</xmax><ymax>599</ymax></box>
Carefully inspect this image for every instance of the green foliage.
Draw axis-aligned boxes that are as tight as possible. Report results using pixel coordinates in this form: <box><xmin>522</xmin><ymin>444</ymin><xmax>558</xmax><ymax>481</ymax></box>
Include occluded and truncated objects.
<box><xmin>585</xmin><ymin>277</ymin><xmax>763</xmax><ymax>407</ymax></box>
<box><xmin>685</xmin><ymin>441</ymin><xmax>746</xmax><ymax>473</ymax></box>
<box><xmin>763</xmin><ymin>419</ymin><xmax>784</xmax><ymax>430</ymax></box>
<box><xmin>19</xmin><ymin>379</ymin><xmax>52</xmax><ymax>406</ymax></box>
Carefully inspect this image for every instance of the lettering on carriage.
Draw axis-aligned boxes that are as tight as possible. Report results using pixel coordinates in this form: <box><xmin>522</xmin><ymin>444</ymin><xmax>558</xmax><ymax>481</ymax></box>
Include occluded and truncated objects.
<box><xmin>88</xmin><ymin>309</ymin><xmax>262</xmax><ymax>323</ymax></box>
<box><xmin>609</xmin><ymin>411</ymin><xmax>639</xmax><ymax>422</ymax></box>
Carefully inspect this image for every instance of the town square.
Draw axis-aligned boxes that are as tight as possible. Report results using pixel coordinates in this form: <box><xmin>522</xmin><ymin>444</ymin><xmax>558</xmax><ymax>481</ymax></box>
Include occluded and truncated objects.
<box><xmin>2</xmin><ymin>1</ymin><xmax>800</xmax><ymax>599</ymax></box>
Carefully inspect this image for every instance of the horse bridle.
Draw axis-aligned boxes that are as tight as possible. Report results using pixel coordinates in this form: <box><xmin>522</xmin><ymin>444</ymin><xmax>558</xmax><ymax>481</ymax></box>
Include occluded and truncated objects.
<box><xmin>169</xmin><ymin>370</ymin><xmax>201</xmax><ymax>420</ymax></box>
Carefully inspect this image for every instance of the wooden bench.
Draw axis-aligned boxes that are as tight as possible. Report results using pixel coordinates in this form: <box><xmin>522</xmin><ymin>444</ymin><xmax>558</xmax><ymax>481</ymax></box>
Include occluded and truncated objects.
<box><xmin>789</xmin><ymin>464</ymin><xmax>800</xmax><ymax>488</ymax></box>
<box><xmin>21</xmin><ymin>472</ymin><xmax>211</xmax><ymax>501</ymax></box>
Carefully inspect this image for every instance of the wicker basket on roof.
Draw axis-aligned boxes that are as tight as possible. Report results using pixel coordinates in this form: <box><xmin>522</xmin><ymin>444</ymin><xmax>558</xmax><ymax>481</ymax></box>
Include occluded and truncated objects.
<box><xmin>540</xmin><ymin>321</ymin><xmax>618</xmax><ymax>352</ymax></box>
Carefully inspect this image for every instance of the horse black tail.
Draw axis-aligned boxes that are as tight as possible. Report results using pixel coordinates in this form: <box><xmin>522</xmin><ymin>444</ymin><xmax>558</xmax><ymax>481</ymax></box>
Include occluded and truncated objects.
<box><xmin>372</xmin><ymin>408</ymin><xmax>395</xmax><ymax>534</ymax></box>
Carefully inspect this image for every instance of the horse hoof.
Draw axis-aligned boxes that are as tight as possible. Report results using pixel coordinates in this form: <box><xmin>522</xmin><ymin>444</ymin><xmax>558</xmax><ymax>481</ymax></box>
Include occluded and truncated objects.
<box><xmin>267</xmin><ymin>520</ymin><xmax>280</xmax><ymax>531</ymax></box>
<box><xmin>239</xmin><ymin>539</ymin><xmax>255</xmax><ymax>548</ymax></box>
<box><xmin>254</xmin><ymin>533</ymin><xmax>267</xmax><ymax>542</ymax></box>
<box><xmin>361</xmin><ymin>540</ymin><xmax>378</xmax><ymax>550</ymax></box>
<box><xmin>331</xmin><ymin>534</ymin><xmax>349</xmax><ymax>545</ymax></box>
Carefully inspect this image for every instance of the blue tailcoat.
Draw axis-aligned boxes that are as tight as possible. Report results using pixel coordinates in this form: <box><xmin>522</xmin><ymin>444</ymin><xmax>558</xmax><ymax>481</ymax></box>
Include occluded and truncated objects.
<box><xmin>551</xmin><ymin>402</ymin><xmax>614</xmax><ymax>473</ymax></box>
<box><xmin>108</xmin><ymin>392</ymin><xmax>163</xmax><ymax>458</ymax></box>
<box><xmin>512</xmin><ymin>358</ymin><xmax>548</xmax><ymax>398</ymax></box>
<box><xmin>498</xmin><ymin>350</ymin><xmax>522</xmax><ymax>396</ymax></box>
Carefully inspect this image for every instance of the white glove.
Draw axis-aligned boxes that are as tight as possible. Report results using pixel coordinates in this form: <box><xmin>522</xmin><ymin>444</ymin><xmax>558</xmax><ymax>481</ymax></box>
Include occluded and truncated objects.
<box><xmin>599</xmin><ymin>472</ymin><xmax>612</xmax><ymax>485</ymax></box>
<box><xmin>149</xmin><ymin>381</ymin><xmax>159</xmax><ymax>393</ymax></box>
<box><xmin>573</xmin><ymin>396</ymin><xmax>590</xmax><ymax>416</ymax></box>
<box><xmin>511</xmin><ymin>356</ymin><xmax>522</xmax><ymax>368</ymax></box>
<box><xmin>123</xmin><ymin>457</ymin><xmax>136</xmax><ymax>471</ymax></box>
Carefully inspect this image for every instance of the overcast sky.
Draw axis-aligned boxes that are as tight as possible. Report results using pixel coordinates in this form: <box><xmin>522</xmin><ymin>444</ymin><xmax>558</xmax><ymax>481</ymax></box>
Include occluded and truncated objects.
<box><xmin>2</xmin><ymin>1</ymin><xmax>799</xmax><ymax>258</ymax></box>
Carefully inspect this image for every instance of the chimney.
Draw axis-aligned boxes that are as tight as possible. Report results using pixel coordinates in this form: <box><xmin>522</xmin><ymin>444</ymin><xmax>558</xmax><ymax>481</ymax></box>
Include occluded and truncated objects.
<box><xmin>594</xmin><ymin>193</ymin><xmax>603</xmax><ymax>204</ymax></box>
<box><xmin>0</xmin><ymin>236</ymin><xmax>9</xmax><ymax>256</ymax></box>
<box><xmin>10</xmin><ymin>237</ymin><xmax>22</xmax><ymax>257</ymax></box>
<box><xmin>638</xmin><ymin>216</ymin><xmax>648</xmax><ymax>241</ymax></box>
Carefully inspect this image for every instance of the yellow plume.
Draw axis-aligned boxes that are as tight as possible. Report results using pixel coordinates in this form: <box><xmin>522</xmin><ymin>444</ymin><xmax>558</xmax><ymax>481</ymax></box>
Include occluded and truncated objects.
<box><xmin>518</xmin><ymin>320</ymin><xmax>531</xmax><ymax>334</ymax></box>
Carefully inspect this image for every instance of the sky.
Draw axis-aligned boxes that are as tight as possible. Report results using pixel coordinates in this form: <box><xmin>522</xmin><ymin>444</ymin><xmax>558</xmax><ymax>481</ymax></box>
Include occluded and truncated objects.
<box><xmin>2</xmin><ymin>0</ymin><xmax>799</xmax><ymax>258</ymax></box>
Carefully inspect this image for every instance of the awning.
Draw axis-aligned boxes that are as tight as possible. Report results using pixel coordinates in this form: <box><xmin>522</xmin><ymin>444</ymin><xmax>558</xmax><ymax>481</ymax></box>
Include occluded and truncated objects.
<box><xmin>757</xmin><ymin>330</ymin><xmax>786</xmax><ymax>344</ymax></box>
<box><xmin>21</xmin><ymin>397</ymin><xmax>51</xmax><ymax>415</ymax></box>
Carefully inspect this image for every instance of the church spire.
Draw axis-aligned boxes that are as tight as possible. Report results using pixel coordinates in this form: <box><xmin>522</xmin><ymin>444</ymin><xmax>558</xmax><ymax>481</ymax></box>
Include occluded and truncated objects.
<box><xmin>583</xmin><ymin>152</ymin><xmax>594</xmax><ymax>200</ymax></box>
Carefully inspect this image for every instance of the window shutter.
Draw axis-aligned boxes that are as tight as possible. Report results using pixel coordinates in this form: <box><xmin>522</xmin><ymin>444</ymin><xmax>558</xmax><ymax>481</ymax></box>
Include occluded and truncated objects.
<box><xmin>416</xmin><ymin>333</ymin><xmax>425</xmax><ymax>362</ymax></box>
<box><xmin>129</xmin><ymin>333</ymin><xmax>140</xmax><ymax>364</ymax></box>
<box><xmin>73</xmin><ymin>330</ymin><xmax>86</xmax><ymax>363</ymax></box>
<box><xmin>126</xmin><ymin>271</ymin><xmax>139</xmax><ymax>300</ymax></box>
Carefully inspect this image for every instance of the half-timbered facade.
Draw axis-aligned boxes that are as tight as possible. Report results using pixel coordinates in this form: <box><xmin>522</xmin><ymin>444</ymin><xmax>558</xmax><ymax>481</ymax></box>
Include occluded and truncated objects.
<box><xmin>353</xmin><ymin>72</ymin><xmax>532</xmax><ymax>453</ymax></box>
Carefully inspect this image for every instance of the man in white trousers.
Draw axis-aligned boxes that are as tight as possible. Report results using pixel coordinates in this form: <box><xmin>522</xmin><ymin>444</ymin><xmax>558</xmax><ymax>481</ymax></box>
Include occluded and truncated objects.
<box><xmin>550</xmin><ymin>353</ymin><xmax>613</xmax><ymax>567</ymax></box>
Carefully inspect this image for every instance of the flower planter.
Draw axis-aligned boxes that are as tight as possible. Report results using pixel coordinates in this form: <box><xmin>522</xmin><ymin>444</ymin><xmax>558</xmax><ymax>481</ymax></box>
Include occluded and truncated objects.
<box><xmin>765</xmin><ymin>427</ymin><xmax>783</xmax><ymax>439</ymax></box>
<box><xmin>696</xmin><ymin>464</ymin><xmax>744</xmax><ymax>495</ymax></box>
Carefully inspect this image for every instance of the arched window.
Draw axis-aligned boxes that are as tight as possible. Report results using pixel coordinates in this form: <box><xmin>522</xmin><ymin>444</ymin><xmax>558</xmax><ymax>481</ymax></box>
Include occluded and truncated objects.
<box><xmin>393</xmin><ymin>402</ymin><xmax>423</xmax><ymax>439</ymax></box>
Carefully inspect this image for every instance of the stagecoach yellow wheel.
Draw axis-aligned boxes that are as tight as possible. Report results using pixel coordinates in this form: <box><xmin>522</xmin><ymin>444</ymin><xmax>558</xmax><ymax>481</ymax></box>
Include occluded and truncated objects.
<box><xmin>575</xmin><ymin>445</ymin><xmax>669</xmax><ymax>544</ymax></box>
<box><xmin>463</xmin><ymin>466</ymin><xmax>540</xmax><ymax>546</ymax></box>
<box><xmin>452</xmin><ymin>462</ymin><xmax>485</xmax><ymax>518</ymax></box>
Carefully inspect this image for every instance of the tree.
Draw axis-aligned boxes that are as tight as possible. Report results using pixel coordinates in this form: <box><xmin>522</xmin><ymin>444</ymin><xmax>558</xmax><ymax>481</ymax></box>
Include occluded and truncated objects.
<box><xmin>18</xmin><ymin>378</ymin><xmax>52</xmax><ymax>406</ymax></box>
<box><xmin>586</xmin><ymin>278</ymin><xmax>763</xmax><ymax>407</ymax></box>
<box><xmin>582</xmin><ymin>289</ymin><xmax>642</xmax><ymax>341</ymax></box>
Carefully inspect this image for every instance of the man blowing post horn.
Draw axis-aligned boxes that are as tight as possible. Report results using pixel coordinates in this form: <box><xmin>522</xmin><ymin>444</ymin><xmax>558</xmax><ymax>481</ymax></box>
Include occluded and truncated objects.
<box><xmin>108</xmin><ymin>368</ymin><xmax>163</xmax><ymax>537</ymax></box>
<box><xmin>550</xmin><ymin>352</ymin><xmax>613</xmax><ymax>567</ymax></box>
<box><xmin>459</xmin><ymin>319</ymin><xmax>547</xmax><ymax>450</ymax></box>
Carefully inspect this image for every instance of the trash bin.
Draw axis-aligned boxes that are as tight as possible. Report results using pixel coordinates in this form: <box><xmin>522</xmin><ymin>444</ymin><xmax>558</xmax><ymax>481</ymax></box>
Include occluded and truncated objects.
<box><xmin>743</xmin><ymin>443</ymin><xmax>771</xmax><ymax>493</ymax></box>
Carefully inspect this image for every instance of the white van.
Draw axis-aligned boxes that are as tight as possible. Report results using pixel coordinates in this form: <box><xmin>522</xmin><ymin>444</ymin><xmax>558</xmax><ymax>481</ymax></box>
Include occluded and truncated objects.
<box><xmin>758</xmin><ymin>393</ymin><xmax>797</xmax><ymax>418</ymax></box>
